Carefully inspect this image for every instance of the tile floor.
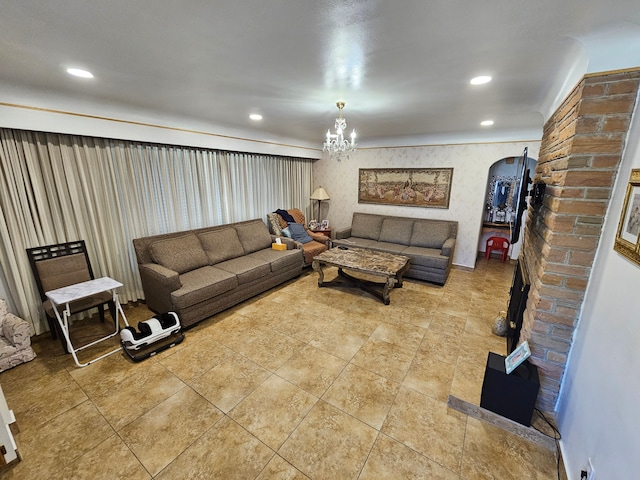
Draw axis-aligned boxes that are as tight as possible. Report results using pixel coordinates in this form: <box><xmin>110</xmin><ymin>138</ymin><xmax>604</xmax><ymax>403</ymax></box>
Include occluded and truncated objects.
<box><xmin>0</xmin><ymin>260</ymin><xmax>562</xmax><ymax>479</ymax></box>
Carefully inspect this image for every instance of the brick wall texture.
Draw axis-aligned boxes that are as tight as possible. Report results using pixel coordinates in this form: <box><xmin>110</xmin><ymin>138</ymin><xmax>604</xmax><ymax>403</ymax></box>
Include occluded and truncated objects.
<box><xmin>521</xmin><ymin>70</ymin><xmax>640</xmax><ymax>411</ymax></box>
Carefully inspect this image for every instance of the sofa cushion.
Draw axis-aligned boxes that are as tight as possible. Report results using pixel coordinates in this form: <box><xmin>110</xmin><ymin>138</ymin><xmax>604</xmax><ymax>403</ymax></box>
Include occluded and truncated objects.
<box><xmin>171</xmin><ymin>266</ymin><xmax>238</xmax><ymax>309</ymax></box>
<box><xmin>197</xmin><ymin>228</ymin><xmax>245</xmax><ymax>265</ymax></box>
<box><xmin>402</xmin><ymin>246</ymin><xmax>449</xmax><ymax>269</ymax></box>
<box><xmin>150</xmin><ymin>233</ymin><xmax>209</xmax><ymax>274</ymax></box>
<box><xmin>248</xmin><ymin>248</ymin><xmax>303</xmax><ymax>272</ymax></box>
<box><xmin>370</xmin><ymin>241</ymin><xmax>409</xmax><ymax>254</ymax></box>
<box><xmin>235</xmin><ymin>221</ymin><xmax>273</xmax><ymax>254</ymax></box>
<box><xmin>287</xmin><ymin>223</ymin><xmax>313</xmax><ymax>244</ymax></box>
<box><xmin>216</xmin><ymin>256</ymin><xmax>271</xmax><ymax>284</ymax></box>
<box><xmin>350</xmin><ymin>214</ymin><xmax>383</xmax><ymax>240</ymax></box>
<box><xmin>410</xmin><ymin>221</ymin><xmax>451</xmax><ymax>248</ymax></box>
<box><xmin>332</xmin><ymin>237</ymin><xmax>380</xmax><ymax>249</ymax></box>
<box><xmin>378</xmin><ymin>218</ymin><xmax>414</xmax><ymax>245</ymax></box>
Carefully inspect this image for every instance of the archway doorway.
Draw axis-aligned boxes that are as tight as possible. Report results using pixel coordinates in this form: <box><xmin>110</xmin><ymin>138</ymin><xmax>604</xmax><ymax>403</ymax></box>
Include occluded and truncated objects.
<box><xmin>479</xmin><ymin>153</ymin><xmax>537</xmax><ymax>261</ymax></box>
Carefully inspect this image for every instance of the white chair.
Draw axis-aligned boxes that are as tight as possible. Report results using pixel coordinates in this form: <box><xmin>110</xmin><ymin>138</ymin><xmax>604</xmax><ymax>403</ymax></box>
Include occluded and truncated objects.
<box><xmin>0</xmin><ymin>298</ymin><xmax>36</xmax><ymax>372</ymax></box>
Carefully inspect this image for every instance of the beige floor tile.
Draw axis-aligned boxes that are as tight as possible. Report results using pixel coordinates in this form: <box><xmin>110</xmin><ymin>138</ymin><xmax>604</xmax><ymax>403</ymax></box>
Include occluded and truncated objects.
<box><xmin>256</xmin><ymin>454</ymin><xmax>310</xmax><ymax>479</ymax></box>
<box><xmin>159</xmin><ymin>335</ymin><xmax>235</xmax><ymax>382</ymax></box>
<box><xmin>13</xmin><ymin>401</ymin><xmax>115</xmax><ymax>478</ymax></box>
<box><xmin>119</xmin><ymin>386</ymin><xmax>223</xmax><ymax>476</ymax></box>
<box><xmin>91</xmin><ymin>361</ymin><xmax>186</xmax><ymax>431</ymax></box>
<box><xmin>419</xmin><ymin>330</ymin><xmax>463</xmax><ymax>365</ymax></box>
<box><xmin>351</xmin><ymin>338</ymin><xmax>415</xmax><ymax>382</ymax></box>
<box><xmin>69</xmin><ymin>349</ymin><xmax>158</xmax><ymax>398</ymax></box>
<box><xmin>276</xmin><ymin>343</ymin><xmax>347</xmax><ymax>397</ymax></box>
<box><xmin>59</xmin><ymin>434</ymin><xmax>151</xmax><ymax>480</ymax></box>
<box><xmin>309</xmin><ymin>321</ymin><xmax>370</xmax><ymax>361</ymax></box>
<box><xmin>382</xmin><ymin>387</ymin><xmax>467</xmax><ymax>473</ymax></box>
<box><xmin>272</xmin><ymin>313</ymin><xmax>331</xmax><ymax>343</ymax></box>
<box><xmin>279</xmin><ymin>400</ymin><xmax>378</xmax><ymax>479</ymax></box>
<box><xmin>403</xmin><ymin>351</ymin><xmax>456</xmax><ymax>402</ymax></box>
<box><xmin>450</xmin><ymin>356</ymin><xmax>488</xmax><ymax>406</ymax></box>
<box><xmin>359</xmin><ymin>433</ymin><xmax>459</xmax><ymax>480</ymax></box>
<box><xmin>322</xmin><ymin>363</ymin><xmax>400</xmax><ymax>430</ymax></box>
<box><xmin>370</xmin><ymin>320</ymin><xmax>426</xmax><ymax>352</ymax></box>
<box><xmin>235</xmin><ymin>328</ymin><xmax>306</xmax><ymax>371</ymax></box>
<box><xmin>461</xmin><ymin>417</ymin><xmax>558</xmax><ymax>480</ymax></box>
<box><xmin>156</xmin><ymin>416</ymin><xmax>274</xmax><ymax>479</ymax></box>
<box><xmin>230</xmin><ymin>375</ymin><xmax>317</xmax><ymax>450</ymax></box>
<box><xmin>190</xmin><ymin>351</ymin><xmax>271</xmax><ymax>412</ymax></box>
<box><xmin>428</xmin><ymin>312</ymin><xmax>469</xmax><ymax>338</ymax></box>
<box><xmin>5</xmin><ymin>369</ymin><xmax>88</xmax><ymax>433</ymax></box>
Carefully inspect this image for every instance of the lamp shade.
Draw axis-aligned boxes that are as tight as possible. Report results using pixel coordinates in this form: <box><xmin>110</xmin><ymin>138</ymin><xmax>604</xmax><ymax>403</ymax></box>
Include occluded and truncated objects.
<box><xmin>310</xmin><ymin>187</ymin><xmax>330</xmax><ymax>201</ymax></box>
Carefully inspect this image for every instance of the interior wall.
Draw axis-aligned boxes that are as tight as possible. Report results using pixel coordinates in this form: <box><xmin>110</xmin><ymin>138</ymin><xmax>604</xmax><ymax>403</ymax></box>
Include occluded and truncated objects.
<box><xmin>557</xmin><ymin>83</ymin><xmax>640</xmax><ymax>480</ymax></box>
<box><xmin>313</xmin><ymin>142</ymin><xmax>540</xmax><ymax>268</ymax></box>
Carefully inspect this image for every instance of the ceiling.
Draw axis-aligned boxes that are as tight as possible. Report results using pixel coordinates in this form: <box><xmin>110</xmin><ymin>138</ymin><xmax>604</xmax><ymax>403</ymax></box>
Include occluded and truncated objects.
<box><xmin>1</xmin><ymin>1</ymin><xmax>640</xmax><ymax>147</ymax></box>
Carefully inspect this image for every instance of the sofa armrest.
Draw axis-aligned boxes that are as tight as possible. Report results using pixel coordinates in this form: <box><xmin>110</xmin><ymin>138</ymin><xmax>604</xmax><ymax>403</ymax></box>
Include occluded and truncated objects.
<box><xmin>2</xmin><ymin>313</ymin><xmax>32</xmax><ymax>348</ymax></box>
<box><xmin>138</xmin><ymin>263</ymin><xmax>181</xmax><ymax>313</ymax></box>
<box><xmin>270</xmin><ymin>234</ymin><xmax>298</xmax><ymax>250</ymax></box>
<box><xmin>441</xmin><ymin>237</ymin><xmax>456</xmax><ymax>258</ymax></box>
<box><xmin>334</xmin><ymin>227</ymin><xmax>352</xmax><ymax>240</ymax></box>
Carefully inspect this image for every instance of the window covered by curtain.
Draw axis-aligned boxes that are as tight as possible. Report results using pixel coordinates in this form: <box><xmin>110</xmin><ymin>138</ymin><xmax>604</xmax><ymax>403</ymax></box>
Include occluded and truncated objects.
<box><xmin>0</xmin><ymin>128</ymin><xmax>314</xmax><ymax>334</ymax></box>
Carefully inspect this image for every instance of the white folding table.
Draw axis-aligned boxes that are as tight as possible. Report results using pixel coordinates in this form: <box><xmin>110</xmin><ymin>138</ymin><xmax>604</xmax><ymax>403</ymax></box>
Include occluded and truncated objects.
<box><xmin>45</xmin><ymin>277</ymin><xmax>130</xmax><ymax>367</ymax></box>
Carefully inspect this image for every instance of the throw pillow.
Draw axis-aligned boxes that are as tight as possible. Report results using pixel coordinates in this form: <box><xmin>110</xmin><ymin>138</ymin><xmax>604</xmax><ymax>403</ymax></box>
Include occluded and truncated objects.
<box><xmin>281</xmin><ymin>227</ymin><xmax>292</xmax><ymax>238</ymax></box>
<box><xmin>287</xmin><ymin>223</ymin><xmax>313</xmax><ymax>244</ymax></box>
<box><xmin>235</xmin><ymin>220</ymin><xmax>273</xmax><ymax>253</ymax></box>
<box><xmin>150</xmin><ymin>233</ymin><xmax>209</xmax><ymax>274</ymax></box>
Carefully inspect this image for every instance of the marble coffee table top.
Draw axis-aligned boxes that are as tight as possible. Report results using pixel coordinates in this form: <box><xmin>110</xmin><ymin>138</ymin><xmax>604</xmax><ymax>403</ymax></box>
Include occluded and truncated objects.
<box><xmin>313</xmin><ymin>247</ymin><xmax>409</xmax><ymax>276</ymax></box>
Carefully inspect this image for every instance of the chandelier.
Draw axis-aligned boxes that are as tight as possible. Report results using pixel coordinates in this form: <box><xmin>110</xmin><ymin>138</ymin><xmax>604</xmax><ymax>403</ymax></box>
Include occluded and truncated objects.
<box><xmin>323</xmin><ymin>101</ymin><xmax>356</xmax><ymax>157</ymax></box>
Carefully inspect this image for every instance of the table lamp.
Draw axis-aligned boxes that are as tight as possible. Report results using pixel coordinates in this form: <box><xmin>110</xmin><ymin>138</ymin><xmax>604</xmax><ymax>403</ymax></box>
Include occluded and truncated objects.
<box><xmin>310</xmin><ymin>186</ymin><xmax>330</xmax><ymax>222</ymax></box>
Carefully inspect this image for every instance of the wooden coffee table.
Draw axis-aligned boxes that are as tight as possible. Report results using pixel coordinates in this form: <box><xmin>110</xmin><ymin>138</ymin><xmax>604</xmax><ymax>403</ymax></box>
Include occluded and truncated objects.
<box><xmin>311</xmin><ymin>247</ymin><xmax>410</xmax><ymax>305</ymax></box>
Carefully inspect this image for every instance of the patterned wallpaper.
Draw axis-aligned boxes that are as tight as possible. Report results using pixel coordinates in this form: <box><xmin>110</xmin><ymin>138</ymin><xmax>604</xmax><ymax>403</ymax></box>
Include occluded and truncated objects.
<box><xmin>313</xmin><ymin>141</ymin><xmax>540</xmax><ymax>268</ymax></box>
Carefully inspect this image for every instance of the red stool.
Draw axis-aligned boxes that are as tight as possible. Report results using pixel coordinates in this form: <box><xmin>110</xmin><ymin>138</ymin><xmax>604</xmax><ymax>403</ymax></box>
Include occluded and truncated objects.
<box><xmin>485</xmin><ymin>236</ymin><xmax>510</xmax><ymax>262</ymax></box>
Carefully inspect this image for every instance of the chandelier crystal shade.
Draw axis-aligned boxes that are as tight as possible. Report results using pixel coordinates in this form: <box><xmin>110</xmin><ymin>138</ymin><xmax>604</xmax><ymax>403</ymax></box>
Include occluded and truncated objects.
<box><xmin>323</xmin><ymin>101</ymin><xmax>356</xmax><ymax>157</ymax></box>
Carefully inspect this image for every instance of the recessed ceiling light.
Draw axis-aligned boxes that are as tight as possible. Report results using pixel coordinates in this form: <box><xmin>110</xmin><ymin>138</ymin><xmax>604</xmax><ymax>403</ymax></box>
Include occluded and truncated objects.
<box><xmin>249</xmin><ymin>114</ymin><xmax>263</xmax><ymax>121</ymax></box>
<box><xmin>470</xmin><ymin>75</ymin><xmax>492</xmax><ymax>85</ymax></box>
<box><xmin>480</xmin><ymin>120</ymin><xmax>494</xmax><ymax>126</ymax></box>
<box><xmin>67</xmin><ymin>68</ymin><xmax>94</xmax><ymax>78</ymax></box>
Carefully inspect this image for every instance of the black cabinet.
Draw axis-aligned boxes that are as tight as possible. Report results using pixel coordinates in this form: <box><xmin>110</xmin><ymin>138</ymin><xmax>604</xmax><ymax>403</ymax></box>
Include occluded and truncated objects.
<box><xmin>480</xmin><ymin>352</ymin><xmax>540</xmax><ymax>426</ymax></box>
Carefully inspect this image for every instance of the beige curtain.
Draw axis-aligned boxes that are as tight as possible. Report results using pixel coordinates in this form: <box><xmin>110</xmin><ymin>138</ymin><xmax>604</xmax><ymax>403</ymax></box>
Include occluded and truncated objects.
<box><xmin>0</xmin><ymin>129</ymin><xmax>314</xmax><ymax>334</ymax></box>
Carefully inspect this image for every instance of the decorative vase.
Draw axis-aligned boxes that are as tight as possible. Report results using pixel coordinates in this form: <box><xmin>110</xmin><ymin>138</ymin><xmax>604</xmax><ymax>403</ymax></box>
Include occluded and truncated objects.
<box><xmin>492</xmin><ymin>310</ymin><xmax>507</xmax><ymax>337</ymax></box>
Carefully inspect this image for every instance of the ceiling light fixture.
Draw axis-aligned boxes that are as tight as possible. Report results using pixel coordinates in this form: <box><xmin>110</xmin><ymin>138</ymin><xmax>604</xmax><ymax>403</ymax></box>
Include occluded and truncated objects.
<box><xmin>470</xmin><ymin>75</ymin><xmax>492</xmax><ymax>85</ymax></box>
<box><xmin>66</xmin><ymin>68</ymin><xmax>94</xmax><ymax>78</ymax></box>
<box><xmin>323</xmin><ymin>101</ymin><xmax>356</xmax><ymax>159</ymax></box>
<box><xmin>249</xmin><ymin>113</ymin><xmax>262</xmax><ymax>121</ymax></box>
<box><xmin>481</xmin><ymin>120</ymin><xmax>494</xmax><ymax>126</ymax></box>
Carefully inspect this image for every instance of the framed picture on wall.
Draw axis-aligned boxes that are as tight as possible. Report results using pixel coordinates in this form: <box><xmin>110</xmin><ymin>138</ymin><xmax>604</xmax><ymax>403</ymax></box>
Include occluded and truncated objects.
<box><xmin>614</xmin><ymin>169</ymin><xmax>640</xmax><ymax>266</ymax></box>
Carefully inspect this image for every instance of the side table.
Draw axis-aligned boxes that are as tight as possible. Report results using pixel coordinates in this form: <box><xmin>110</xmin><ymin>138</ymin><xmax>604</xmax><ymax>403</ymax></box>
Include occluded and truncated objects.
<box><xmin>46</xmin><ymin>277</ymin><xmax>130</xmax><ymax>367</ymax></box>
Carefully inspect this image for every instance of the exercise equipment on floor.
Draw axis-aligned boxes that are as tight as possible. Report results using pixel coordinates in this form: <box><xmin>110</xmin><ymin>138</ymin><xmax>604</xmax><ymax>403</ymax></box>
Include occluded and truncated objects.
<box><xmin>120</xmin><ymin>312</ymin><xmax>184</xmax><ymax>362</ymax></box>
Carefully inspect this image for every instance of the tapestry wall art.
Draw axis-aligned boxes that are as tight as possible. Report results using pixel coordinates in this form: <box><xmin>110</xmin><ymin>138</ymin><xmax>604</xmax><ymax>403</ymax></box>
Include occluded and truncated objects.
<box><xmin>358</xmin><ymin>168</ymin><xmax>453</xmax><ymax>208</ymax></box>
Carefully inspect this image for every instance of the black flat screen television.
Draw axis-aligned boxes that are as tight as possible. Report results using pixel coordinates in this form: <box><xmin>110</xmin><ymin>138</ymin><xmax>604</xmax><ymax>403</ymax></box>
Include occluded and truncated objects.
<box><xmin>510</xmin><ymin>147</ymin><xmax>531</xmax><ymax>245</ymax></box>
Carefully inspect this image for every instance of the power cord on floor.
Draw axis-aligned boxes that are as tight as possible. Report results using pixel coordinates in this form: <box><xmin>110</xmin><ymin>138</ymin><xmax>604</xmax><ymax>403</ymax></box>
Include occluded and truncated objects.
<box><xmin>531</xmin><ymin>408</ymin><xmax>562</xmax><ymax>480</ymax></box>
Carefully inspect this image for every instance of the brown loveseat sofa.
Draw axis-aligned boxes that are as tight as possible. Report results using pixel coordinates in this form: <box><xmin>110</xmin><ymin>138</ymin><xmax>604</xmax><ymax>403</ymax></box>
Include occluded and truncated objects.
<box><xmin>133</xmin><ymin>219</ymin><xmax>303</xmax><ymax>328</ymax></box>
<box><xmin>333</xmin><ymin>213</ymin><xmax>457</xmax><ymax>285</ymax></box>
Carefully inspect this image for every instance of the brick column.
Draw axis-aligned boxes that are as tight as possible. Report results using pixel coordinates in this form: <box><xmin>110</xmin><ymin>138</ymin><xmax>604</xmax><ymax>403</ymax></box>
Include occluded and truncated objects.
<box><xmin>520</xmin><ymin>70</ymin><xmax>640</xmax><ymax>411</ymax></box>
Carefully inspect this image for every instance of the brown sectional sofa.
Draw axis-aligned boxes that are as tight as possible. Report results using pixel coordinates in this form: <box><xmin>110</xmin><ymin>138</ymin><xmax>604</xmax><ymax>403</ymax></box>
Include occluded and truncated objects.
<box><xmin>333</xmin><ymin>213</ymin><xmax>457</xmax><ymax>285</ymax></box>
<box><xmin>133</xmin><ymin>219</ymin><xmax>303</xmax><ymax>328</ymax></box>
